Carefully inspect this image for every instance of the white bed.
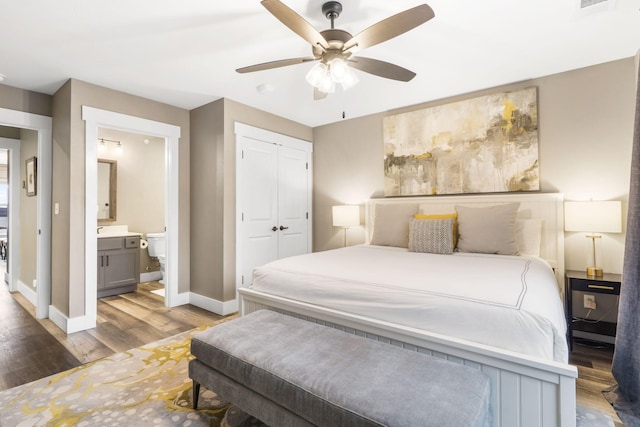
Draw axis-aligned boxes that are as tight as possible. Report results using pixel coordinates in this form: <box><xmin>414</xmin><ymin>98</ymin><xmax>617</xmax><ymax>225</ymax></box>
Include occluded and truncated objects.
<box><xmin>251</xmin><ymin>246</ymin><xmax>568</xmax><ymax>362</ymax></box>
<box><xmin>239</xmin><ymin>193</ymin><xmax>578</xmax><ymax>427</ymax></box>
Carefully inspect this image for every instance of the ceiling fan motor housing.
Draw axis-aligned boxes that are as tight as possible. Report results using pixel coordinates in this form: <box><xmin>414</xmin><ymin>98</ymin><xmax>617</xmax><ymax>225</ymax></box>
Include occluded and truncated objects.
<box><xmin>313</xmin><ymin>29</ymin><xmax>352</xmax><ymax>59</ymax></box>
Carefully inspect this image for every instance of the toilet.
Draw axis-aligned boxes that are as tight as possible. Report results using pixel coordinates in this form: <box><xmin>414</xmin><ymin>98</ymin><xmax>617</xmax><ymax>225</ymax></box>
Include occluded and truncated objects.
<box><xmin>146</xmin><ymin>232</ymin><xmax>166</xmax><ymax>284</ymax></box>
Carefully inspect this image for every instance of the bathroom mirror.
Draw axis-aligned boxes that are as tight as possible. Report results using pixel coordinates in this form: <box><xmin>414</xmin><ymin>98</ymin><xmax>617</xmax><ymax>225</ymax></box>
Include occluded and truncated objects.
<box><xmin>97</xmin><ymin>159</ymin><xmax>117</xmax><ymax>221</ymax></box>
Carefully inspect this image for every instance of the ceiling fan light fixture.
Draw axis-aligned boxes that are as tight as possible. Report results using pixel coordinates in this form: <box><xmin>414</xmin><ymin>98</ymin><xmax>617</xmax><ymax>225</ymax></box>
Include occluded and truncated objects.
<box><xmin>318</xmin><ymin>70</ymin><xmax>336</xmax><ymax>93</ymax></box>
<box><xmin>305</xmin><ymin>62</ymin><xmax>327</xmax><ymax>87</ymax></box>
<box><xmin>329</xmin><ymin>58</ymin><xmax>349</xmax><ymax>82</ymax></box>
<box><xmin>339</xmin><ymin>65</ymin><xmax>359</xmax><ymax>90</ymax></box>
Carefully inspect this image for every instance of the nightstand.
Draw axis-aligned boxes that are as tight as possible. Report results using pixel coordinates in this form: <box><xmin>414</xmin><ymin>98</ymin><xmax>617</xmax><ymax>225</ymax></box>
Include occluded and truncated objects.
<box><xmin>565</xmin><ymin>270</ymin><xmax>621</xmax><ymax>350</ymax></box>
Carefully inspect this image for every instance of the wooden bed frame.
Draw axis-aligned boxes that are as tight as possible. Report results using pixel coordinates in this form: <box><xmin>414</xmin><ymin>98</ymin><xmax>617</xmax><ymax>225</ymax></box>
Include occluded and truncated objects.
<box><xmin>239</xmin><ymin>193</ymin><xmax>578</xmax><ymax>427</ymax></box>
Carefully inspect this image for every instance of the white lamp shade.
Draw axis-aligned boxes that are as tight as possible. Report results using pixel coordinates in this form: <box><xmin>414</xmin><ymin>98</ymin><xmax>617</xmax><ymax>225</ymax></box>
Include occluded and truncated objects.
<box><xmin>564</xmin><ymin>201</ymin><xmax>622</xmax><ymax>233</ymax></box>
<box><xmin>332</xmin><ymin>205</ymin><xmax>360</xmax><ymax>227</ymax></box>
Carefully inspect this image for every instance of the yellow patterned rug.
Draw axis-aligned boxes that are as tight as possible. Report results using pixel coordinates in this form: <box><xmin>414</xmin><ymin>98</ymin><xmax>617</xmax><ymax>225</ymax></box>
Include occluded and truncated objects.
<box><xmin>0</xmin><ymin>326</ymin><xmax>265</xmax><ymax>427</ymax></box>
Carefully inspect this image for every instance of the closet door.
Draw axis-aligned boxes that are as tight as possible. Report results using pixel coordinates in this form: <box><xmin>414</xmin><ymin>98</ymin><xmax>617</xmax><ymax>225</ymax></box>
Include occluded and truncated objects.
<box><xmin>277</xmin><ymin>145</ymin><xmax>309</xmax><ymax>259</ymax></box>
<box><xmin>236</xmin><ymin>123</ymin><xmax>312</xmax><ymax>289</ymax></box>
<box><xmin>238</xmin><ymin>137</ymin><xmax>280</xmax><ymax>287</ymax></box>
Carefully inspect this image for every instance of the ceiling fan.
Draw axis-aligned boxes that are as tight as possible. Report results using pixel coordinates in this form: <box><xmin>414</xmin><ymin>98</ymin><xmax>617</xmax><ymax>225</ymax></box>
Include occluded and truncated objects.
<box><xmin>236</xmin><ymin>0</ymin><xmax>435</xmax><ymax>100</ymax></box>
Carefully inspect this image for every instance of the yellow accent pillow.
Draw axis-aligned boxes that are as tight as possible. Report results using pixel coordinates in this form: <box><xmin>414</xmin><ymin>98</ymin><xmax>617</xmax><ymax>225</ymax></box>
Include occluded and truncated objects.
<box><xmin>414</xmin><ymin>213</ymin><xmax>458</xmax><ymax>247</ymax></box>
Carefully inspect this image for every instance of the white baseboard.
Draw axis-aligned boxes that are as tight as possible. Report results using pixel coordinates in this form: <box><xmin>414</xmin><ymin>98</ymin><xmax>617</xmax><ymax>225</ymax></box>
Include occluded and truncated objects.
<box><xmin>38</xmin><ymin>289</ymin><xmax>235</xmax><ymax>333</ymax></box>
<box><xmin>171</xmin><ymin>291</ymin><xmax>190</xmax><ymax>306</ymax></box>
<box><xmin>48</xmin><ymin>305</ymin><xmax>96</xmax><ymax>334</ymax></box>
<box><xmin>189</xmin><ymin>292</ymin><xmax>238</xmax><ymax>316</ymax></box>
<box><xmin>140</xmin><ymin>271</ymin><xmax>162</xmax><ymax>282</ymax></box>
<box><xmin>17</xmin><ymin>280</ymin><xmax>37</xmax><ymax>306</ymax></box>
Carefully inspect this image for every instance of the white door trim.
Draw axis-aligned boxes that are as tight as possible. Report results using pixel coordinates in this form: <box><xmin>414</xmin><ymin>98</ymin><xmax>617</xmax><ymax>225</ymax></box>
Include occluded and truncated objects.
<box><xmin>0</xmin><ymin>137</ymin><xmax>21</xmax><ymax>293</ymax></box>
<box><xmin>82</xmin><ymin>107</ymin><xmax>181</xmax><ymax>332</ymax></box>
<box><xmin>0</xmin><ymin>107</ymin><xmax>52</xmax><ymax>319</ymax></box>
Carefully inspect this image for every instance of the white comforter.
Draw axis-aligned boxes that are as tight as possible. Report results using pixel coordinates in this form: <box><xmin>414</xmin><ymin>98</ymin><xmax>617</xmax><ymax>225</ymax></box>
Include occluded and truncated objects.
<box><xmin>251</xmin><ymin>245</ymin><xmax>568</xmax><ymax>362</ymax></box>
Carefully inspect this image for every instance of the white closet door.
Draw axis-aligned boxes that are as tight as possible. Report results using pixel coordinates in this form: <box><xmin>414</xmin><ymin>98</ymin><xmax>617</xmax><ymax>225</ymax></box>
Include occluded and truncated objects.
<box><xmin>277</xmin><ymin>145</ymin><xmax>309</xmax><ymax>259</ymax></box>
<box><xmin>236</xmin><ymin>122</ymin><xmax>312</xmax><ymax>289</ymax></box>
<box><xmin>238</xmin><ymin>137</ymin><xmax>279</xmax><ymax>287</ymax></box>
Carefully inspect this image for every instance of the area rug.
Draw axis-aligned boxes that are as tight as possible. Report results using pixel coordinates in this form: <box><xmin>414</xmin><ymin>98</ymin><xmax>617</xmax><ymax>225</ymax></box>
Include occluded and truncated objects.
<box><xmin>0</xmin><ymin>326</ymin><xmax>263</xmax><ymax>427</ymax></box>
<box><xmin>576</xmin><ymin>405</ymin><xmax>615</xmax><ymax>427</ymax></box>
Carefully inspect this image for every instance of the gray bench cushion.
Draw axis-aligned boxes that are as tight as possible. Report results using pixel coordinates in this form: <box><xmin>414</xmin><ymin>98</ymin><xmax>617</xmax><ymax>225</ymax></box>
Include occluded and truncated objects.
<box><xmin>191</xmin><ymin>310</ymin><xmax>491</xmax><ymax>427</ymax></box>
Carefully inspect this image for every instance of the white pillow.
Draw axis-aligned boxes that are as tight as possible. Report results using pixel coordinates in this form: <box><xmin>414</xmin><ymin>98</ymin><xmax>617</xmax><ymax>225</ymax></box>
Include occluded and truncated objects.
<box><xmin>456</xmin><ymin>203</ymin><xmax>520</xmax><ymax>255</ymax></box>
<box><xmin>516</xmin><ymin>218</ymin><xmax>542</xmax><ymax>257</ymax></box>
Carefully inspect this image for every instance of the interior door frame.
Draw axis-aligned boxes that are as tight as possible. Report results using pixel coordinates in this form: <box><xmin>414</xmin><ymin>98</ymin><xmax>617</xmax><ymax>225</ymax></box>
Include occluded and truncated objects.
<box><xmin>0</xmin><ymin>137</ymin><xmax>21</xmax><ymax>292</ymax></box>
<box><xmin>234</xmin><ymin>122</ymin><xmax>313</xmax><ymax>290</ymax></box>
<box><xmin>83</xmin><ymin>107</ymin><xmax>181</xmax><ymax>330</ymax></box>
<box><xmin>0</xmin><ymin>107</ymin><xmax>52</xmax><ymax>319</ymax></box>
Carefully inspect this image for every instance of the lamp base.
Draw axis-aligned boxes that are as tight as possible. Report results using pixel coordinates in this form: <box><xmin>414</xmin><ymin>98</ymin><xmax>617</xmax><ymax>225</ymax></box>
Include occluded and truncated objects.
<box><xmin>587</xmin><ymin>266</ymin><xmax>603</xmax><ymax>277</ymax></box>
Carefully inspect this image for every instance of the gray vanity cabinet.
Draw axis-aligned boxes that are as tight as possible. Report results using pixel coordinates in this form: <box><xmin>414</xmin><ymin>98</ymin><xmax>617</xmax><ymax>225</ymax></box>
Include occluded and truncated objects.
<box><xmin>97</xmin><ymin>236</ymin><xmax>140</xmax><ymax>298</ymax></box>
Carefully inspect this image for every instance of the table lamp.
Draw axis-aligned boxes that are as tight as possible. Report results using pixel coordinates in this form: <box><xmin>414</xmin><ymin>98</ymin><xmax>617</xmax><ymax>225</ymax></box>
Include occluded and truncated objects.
<box><xmin>564</xmin><ymin>200</ymin><xmax>622</xmax><ymax>277</ymax></box>
<box><xmin>332</xmin><ymin>205</ymin><xmax>360</xmax><ymax>247</ymax></box>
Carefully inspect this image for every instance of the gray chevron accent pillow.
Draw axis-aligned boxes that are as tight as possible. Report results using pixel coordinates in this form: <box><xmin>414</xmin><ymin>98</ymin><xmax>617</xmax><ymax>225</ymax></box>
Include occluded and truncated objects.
<box><xmin>408</xmin><ymin>218</ymin><xmax>454</xmax><ymax>255</ymax></box>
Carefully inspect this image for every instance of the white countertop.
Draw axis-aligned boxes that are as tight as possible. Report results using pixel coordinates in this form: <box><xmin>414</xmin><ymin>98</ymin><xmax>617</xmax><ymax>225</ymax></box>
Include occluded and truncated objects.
<box><xmin>97</xmin><ymin>225</ymin><xmax>142</xmax><ymax>238</ymax></box>
<box><xmin>97</xmin><ymin>231</ymin><xmax>142</xmax><ymax>238</ymax></box>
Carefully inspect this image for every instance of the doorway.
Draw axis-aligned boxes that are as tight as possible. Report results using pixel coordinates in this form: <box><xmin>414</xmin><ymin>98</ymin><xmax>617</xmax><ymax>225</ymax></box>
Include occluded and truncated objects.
<box><xmin>83</xmin><ymin>107</ymin><xmax>180</xmax><ymax>332</ymax></box>
<box><xmin>0</xmin><ymin>108</ymin><xmax>52</xmax><ymax>320</ymax></box>
<box><xmin>96</xmin><ymin>128</ymin><xmax>166</xmax><ymax>300</ymax></box>
<box><xmin>0</xmin><ymin>140</ymin><xmax>20</xmax><ymax>292</ymax></box>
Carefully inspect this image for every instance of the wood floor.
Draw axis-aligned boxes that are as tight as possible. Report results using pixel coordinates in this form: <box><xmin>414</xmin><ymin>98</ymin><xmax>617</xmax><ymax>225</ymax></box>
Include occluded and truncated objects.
<box><xmin>0</xmin><ymin>280</ymin><xmax>231</xmax><ymax>391</ymax></box>
<box><xmin>0</xmin><ymin>277</ymin><xmax>626</xmax><ymax>425</ymax></box>
<box><xmin>570</xmin><ymin>339</ymin><xmax>624</xmax><ymax>426</ymax></box>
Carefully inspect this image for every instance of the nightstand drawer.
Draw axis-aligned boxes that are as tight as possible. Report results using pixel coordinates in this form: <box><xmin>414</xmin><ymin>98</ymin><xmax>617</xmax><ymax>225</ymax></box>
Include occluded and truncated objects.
<box><xmin>570</xmin><ymin>278</ymin><xmax>620</xmax><ymax>294</ymax></box>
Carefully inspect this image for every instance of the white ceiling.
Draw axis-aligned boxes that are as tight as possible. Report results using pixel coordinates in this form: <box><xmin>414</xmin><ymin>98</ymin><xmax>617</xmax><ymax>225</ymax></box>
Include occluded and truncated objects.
<box><xmin>1</xmin><ymin>0</ymin><xmax>638</xmax><ymax>127</ymax></box>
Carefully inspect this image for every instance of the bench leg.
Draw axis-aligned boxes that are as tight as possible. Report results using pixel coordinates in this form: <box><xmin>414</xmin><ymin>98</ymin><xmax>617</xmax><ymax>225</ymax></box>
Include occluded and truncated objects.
<box><xmin>193</xmin><ymin>380</ymin><xmax>201</xmax><ymax>409</ymax></box>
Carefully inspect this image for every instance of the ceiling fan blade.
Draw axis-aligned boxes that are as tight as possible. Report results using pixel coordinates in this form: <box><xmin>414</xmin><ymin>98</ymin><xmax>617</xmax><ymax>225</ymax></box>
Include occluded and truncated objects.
<box><xmin>314</xmin><ymin>87</ymin><xmax>328</xmax><ymax>101</ymax></box>
<box><xmin>348</xmin><ymin>57</ymin><xmax>416</xmax><ymax>82</ymax></box>
<box><xmin>261</xmin><ymin>0</ymin><xmax>329</xmax><ymax>51</ymax></box>
<box><xmin>343</xmin><ymin>4</ymin><xmax>435</xmax><ymax>53</ymax></box>
<box><xmin>236</xmin><ymin>57</ymin><xmax>316</xmax><ymax>74</ymax></box>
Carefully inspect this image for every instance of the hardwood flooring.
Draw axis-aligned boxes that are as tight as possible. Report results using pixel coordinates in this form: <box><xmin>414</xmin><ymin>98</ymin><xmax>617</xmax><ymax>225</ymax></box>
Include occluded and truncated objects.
<box><xmin>0</xmin><ymin>276</ymin><xmax>627</xmax><ymax>425</ymax></box>
<box><xmin>570</xmin><ymin>339</ymin><xmax>624</xmax><ymax>426</ymax></box>
<box><xmin>0</xmin><ymin>279</ymin><xmax>80</xmax><ymax>390</ymax></box>
<box><xmin>0</xmin><ymin>280</ymin><xmax>231</xmax><ymax>391</ymax></box>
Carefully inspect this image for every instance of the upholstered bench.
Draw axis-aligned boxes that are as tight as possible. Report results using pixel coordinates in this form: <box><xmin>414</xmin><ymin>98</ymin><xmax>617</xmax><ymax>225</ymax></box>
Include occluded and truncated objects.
<box><xmin>189</xmin><ymin>310</ymin><xmax>491</xmax><ymax>427</ymax></box>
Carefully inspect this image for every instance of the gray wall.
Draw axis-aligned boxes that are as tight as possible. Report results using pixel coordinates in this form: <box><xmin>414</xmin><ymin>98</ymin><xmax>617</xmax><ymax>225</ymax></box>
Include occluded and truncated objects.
<box><xmin>190</xmin><ymin>98</ymin><xmax>312</xmax><ymax>302</ymax></box>
<box><xmin>0</xmin><ymin>83</ymin><xmax>52</xmax><ymax>117</ymax></box>
<box><xmin>313</xmin><ymin>58</ymin><xmax>636</xmax><ymax>275</ymax></box>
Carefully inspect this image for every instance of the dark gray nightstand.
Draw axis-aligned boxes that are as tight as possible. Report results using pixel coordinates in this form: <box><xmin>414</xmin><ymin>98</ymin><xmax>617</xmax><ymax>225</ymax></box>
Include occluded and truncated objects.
<box><xmin>565</xmin><ymin>270</ymin><xmax>621</xmax><ymax>350</ymax></box>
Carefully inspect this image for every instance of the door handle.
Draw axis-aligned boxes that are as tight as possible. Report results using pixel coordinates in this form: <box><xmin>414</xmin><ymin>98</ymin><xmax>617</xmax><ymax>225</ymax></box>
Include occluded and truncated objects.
<box><xmin>272</xmin><ymin>226</ymin><xmax>278</xmax><ymax>232</ymax></box>
<box><xmin>280</xmin><ymin>226</ymin><xmax>289</xmax><ymax>231</ymax></box>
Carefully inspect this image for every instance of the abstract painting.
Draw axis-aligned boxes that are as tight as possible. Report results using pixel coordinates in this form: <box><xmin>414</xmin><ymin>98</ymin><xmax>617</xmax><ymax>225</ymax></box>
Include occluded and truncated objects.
<box><xmin>383</xmin><ymin>87</ymin><xmax>539</xmax><ymax>196</ymax></box>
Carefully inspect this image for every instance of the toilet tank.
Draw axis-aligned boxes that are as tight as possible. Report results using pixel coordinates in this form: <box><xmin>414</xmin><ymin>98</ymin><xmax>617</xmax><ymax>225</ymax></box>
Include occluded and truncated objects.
<box><xmin>146</xmin><ymin>232</ymin><xmax>165</xmax><ymax>257</ymax></box>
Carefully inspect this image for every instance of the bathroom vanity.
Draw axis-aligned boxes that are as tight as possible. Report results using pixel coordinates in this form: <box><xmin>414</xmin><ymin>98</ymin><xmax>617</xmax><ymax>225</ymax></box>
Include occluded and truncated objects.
<box><xmin>97</xmin><ymin>234</ymin><xmax>141</xmax><ymax>298</ymax></box>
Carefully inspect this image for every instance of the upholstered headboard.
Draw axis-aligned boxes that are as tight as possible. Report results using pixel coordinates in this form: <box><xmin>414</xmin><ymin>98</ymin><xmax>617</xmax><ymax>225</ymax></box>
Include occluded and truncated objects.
<box><xmin>365</xmin><ymin>193</ymin><xmax>565</xmax><ymax>290</ymax></box>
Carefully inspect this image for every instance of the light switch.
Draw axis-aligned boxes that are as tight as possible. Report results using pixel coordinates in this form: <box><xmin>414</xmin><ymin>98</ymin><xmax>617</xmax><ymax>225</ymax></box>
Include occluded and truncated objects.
<box><xmin>54</xmin><ymin>203</ymin><xmax>59</xmax><ymax>215</ymax></box>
